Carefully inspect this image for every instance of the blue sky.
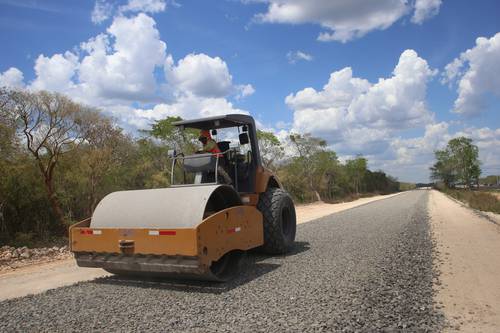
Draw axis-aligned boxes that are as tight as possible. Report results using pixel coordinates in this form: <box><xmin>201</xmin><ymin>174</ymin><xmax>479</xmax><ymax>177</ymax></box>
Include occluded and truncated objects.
<box><xmin>1</xmin><ymin>0</ymin><xmax>500</xmax><ymax>182</ymax></box>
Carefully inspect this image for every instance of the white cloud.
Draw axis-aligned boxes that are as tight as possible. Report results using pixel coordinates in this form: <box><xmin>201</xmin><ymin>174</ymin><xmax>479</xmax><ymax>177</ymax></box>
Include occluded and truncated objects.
<box><xmin>369</xmin><ymin>121</ymin><xmax>450</xmax><ymax>182</ymax></box>
<box><xmin>347</xmin><ymin>49</ymin><xmax>437</xmax><ymax>128</ymax></box>
<box><xmin>130</xmin><ymin>94</ymin><xmax>248</xmax><ymax>129</ymax></box>
<box><xmin>92</xmin><ymin>0</ymin><xmax>168</xmax><ymax>25</ymax></box>
<box><xmin>283</xmin><ymin>49</ymin><xmax>439</xmax><ymax>180</ymax></box>
<box><xmin>11</xmin><ymin>13</ymin><xmax>251</xmax><ymax>131</ymax></box>
<box><xmin>165</xmin><ymin>53</ymin><xmax>233</xmax><ymax>98</ymax></box>
<box><xmin>287</xmin><ymin>50</ymin><xmax>313</xmax><ymax>64</ymax></box>
<box><xmin>246</xmin><ymin>0</ymin><xmax>442</xmax><ymax>42</ymax></box>
<box><xmin>91</xmin><ymin>0</ymin><xmax>113</xmax><ymax>24</ymax></box>
<box><xmin>390</xmin><ymin>122</ymin><xmax>449</xmax><ymax>166</ymax></box>
<box><xmin>255</xmin><ymin>0</ymin><xmax>408</xmax><ymax>42</ymax></box>
<box><xmin>287</xmin><ymin>49</ymin><xmax>436</xmax><ymax>144</ymax></box>
<box><xmin>119</xmin><ymin>0</ymin><xmax>167</xmax><ymax>14</ymax></box>
<box><xmin>411</xmin><ymin>0</ymin><xmax>442</xmax><ymax>24</ymax></box>
<box><xmin>79</xmin><ymin>13</ymin><xmax>167</xmax><ymax>103</ymax></box>
<box><xmin>235</xmin><ymin>84</ymin><xmax>255</xmax><ymax>99</ymax></box>
<box><xmin>0</xmin><ymin>67</ymin><xmax>25</xmax><ymax>89</ymax></box>
<box><xmin>443</xmin><ymin>32</ymin><xmax>500</xmax><ymax>116</ymax></box>
<box><xmin>382</xmin><ymin>123</ymin><xmax>500</xmax><ymax>182</ymax></box>
<box><xmin>441</xmin><ymin>57</ymin><xmax>463</xmax><ymax>85</ymax></box>
<box><xmin>30</xmin><ymin>52</ymin><xmax>79</xmax><ymax>92</ymax></box>
<box><xmin>26</xmin><ymin>13</ymin><xmax>167</xmax><ymax>104</ymax></box>
<box><xmin>455</xmin><ymin>127</ymin><xmax>500</xmax><ymax>174</ymax></box>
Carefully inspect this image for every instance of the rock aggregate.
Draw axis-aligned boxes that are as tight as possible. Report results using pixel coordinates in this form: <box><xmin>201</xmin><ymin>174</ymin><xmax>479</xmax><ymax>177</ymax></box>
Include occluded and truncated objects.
<box><xmin>0</xmin><ymin>245</ymin><xmax>70</xmax><ymax>272</ymax></box>
<box><xmin>0</xmin><ymin>191</ymin><xmax>444</xmax><ymax>332</ymax></box>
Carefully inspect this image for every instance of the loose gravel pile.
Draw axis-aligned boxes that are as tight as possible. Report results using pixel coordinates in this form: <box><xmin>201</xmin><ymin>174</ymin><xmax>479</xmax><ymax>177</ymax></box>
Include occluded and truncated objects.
<box><xmin>0</xmin><ymin>191</ymin><xmax>444</xmax><ymax>332</ymax></box>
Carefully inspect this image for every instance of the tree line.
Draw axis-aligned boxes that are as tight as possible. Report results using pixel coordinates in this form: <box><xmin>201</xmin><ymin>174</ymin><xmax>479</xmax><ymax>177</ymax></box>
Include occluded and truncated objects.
<box><xmin>0</xmin><ymin>89</ymin><xmax>401</xmax><ymax>245</ymax></box>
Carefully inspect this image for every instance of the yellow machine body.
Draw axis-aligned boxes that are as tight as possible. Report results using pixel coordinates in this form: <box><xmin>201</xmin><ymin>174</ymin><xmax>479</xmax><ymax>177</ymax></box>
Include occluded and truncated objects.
<box><xmin>69</xmin><ymin>185</ymin><xmax>264</xmax><ymax>280</ymax></box>
<box><xmin>69</xmin><ymin>114</ymin><xmax>293</xmax><ymax>281</ymax></box>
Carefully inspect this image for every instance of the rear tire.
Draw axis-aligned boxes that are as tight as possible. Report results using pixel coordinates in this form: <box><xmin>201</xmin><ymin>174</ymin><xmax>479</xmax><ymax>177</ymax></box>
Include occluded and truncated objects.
<box><xmin>257</xmin><ymin>188</ymin><xmax>296</xmax><ymax>254</ymax></box>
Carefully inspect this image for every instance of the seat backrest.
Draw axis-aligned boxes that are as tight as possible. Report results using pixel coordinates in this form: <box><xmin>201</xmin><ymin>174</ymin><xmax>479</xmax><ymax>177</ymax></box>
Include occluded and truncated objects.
<box><xmin>182</xmin><ymin>154</ymin><xmax>217</xmax><ymax>173</ymax></box>
<box><xmin>218</xmin><ymin>141</ymin><xmax>230</xmax><ymax>152</ymax></box>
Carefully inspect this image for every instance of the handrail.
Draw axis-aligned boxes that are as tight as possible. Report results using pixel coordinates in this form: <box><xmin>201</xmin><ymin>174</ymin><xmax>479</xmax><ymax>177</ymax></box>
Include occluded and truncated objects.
<box><xmin>170</xmin><ymin>149</ymin><xmax>237</xmax><ymax>189</ymax></box>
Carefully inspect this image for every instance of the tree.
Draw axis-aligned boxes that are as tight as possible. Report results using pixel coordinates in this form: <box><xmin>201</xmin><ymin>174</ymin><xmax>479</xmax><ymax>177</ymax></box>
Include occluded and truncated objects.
<box><xmin>430</xmin><ymin>149</ymin><xmax>456</xmax><ymax>188</ymax></box>
<box><xmin>310</xmin><ymin>150</ymin><xmax>340</xmax><ymax>200</ymax></box>
<box><xmin>129</xmin><ymin>138</ymin><xmax>172</xmax><ymax>188</ymax></box>
<box><xmin>4</xmin><ymin>90</ymin><xmax>98</xmax><ymax>233</ymax></box>
<box><xmin>430</xmin><ymin>137</ymin><xmax>481</xmax><ymax>189</ymax></box>
<box><xmin>256</xmin><ymin>130</ymin><xmax>284</xmax><ymax>170</ymax></box>
<box><xmin>149</xmin><ymin>116</ymin><xmax>198</xmax><ymax>153</ymax></box>
<box><xmin>448</xmin><ymin>137</ymin><xmax>481</xmax><ymax>188</ymax></box>
<box><xmin>81</xmin><ymin>116</ymin><xmax>131</xmax><ymax>213</ymax></box>
<box><xmin>289</xmin><ymin>133</ymin><xmax>327</xmax><ymax>201</ymax></box>
<box><xmin>0</xmin><ymin>89</ymin><xmax>19</xmax><ymax>238</ymax></box>
<box><xmin>345</xmin><ymin>156</ymin><xmax>367</xmax><ymax>194</ymax></box>
<box><xmin>0</xmin><ymin>88</ymin><xmax>18</xmax><ymax>159</ymax></box>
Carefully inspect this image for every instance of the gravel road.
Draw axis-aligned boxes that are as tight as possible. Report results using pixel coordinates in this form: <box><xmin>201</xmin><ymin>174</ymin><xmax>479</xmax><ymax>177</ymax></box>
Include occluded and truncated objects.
<box><xmin>0</xmin><ymin>191</ymin><xmax>444</xmax><ymax>332</ymax></box>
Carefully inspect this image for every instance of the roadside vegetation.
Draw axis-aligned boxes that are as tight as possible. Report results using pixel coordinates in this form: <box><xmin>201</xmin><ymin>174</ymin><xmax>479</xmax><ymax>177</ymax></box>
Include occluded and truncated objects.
<box><xmin>430</xmin><ymin>137</ymin><xmax>500</xmax><ymax>214</ymax></box>
<box><xmin>0</xmin><ymin>89</ymin><xmax>403</xmax><ymax>246</ymax></box>
<box><xmin>443</xmin><ymin>189</ymin><xmax>500</xmax><ymax>214</ymax></box>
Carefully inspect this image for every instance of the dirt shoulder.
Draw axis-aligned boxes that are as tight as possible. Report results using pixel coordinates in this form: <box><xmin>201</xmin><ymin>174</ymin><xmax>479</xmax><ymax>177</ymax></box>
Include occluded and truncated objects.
<box><xmin>0</xmin><ymin>259</ymin><xmax>108</xmax><ymax>302</ymax></box>
<box><xmin>0</xmin><ymin>191</ymin><xmax>403</xmax><ymax>301</ymax></box>
<box><xmin>429</xmin><ymin>190</ymin><xmax>500</xmax><ymax>332</ymax></box>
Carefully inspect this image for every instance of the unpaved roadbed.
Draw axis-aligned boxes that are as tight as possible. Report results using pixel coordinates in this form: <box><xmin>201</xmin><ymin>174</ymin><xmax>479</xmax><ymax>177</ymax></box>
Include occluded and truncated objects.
<box><xmin>429</xmin><ymin>190</ymin><xmax>500</xmax><ymax>332</ymax></box>
<box><xmin>0</xmin><ymin>191</ymin><xmax>443</xmax><ymax>332</ymax></box>
<box><xmin>296</xmin><ymin>192</ymin><xmax>401</xmax><ymax>224</ymax></box>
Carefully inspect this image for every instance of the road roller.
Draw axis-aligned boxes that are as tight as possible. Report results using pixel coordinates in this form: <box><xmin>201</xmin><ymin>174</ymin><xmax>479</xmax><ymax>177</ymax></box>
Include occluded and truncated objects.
<box><xmin>69</xmin><ymin>114</ymin><xmax>296</xmax><ymax>281</ymax></box>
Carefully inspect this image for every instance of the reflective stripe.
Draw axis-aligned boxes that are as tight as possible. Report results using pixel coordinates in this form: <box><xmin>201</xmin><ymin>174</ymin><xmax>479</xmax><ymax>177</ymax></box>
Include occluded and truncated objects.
<box><xmin>159</xmin><ymin>230</ymin><xmax>176</xmax><ymax>236</ymax></box>
<box><xmin>80</xmin><ymin>229</ymin><xmax>102</xmax><ymax>235</ymax></box>
<box><xmin>149</xmin><ymin>230</ymin><xmax>176</xmax><ymax>236</ymax></box>
<box><xmin>227</xmin><ymin>227</ymin><xmax>241</xmax><ymax>234</ymax></box>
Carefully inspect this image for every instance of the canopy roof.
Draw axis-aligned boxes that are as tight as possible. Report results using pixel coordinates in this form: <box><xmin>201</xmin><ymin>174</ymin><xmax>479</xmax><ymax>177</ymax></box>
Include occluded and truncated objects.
<box><xmin>172</xmin><ymin>114</ymin><xmax>255</xmax><ymax>130</ymax></box>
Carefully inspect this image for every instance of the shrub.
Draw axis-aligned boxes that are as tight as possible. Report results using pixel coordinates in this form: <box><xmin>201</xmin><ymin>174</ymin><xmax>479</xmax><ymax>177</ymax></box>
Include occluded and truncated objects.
<box><xmin>444</xmin><ymin>189</ymin><xmax>500</xmax><ymax>214</ymax></box>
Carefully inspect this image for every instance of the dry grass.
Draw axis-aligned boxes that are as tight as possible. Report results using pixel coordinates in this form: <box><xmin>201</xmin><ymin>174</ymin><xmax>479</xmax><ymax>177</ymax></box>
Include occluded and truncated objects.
<box><xmin>444</xmin><ymin>189</ymin><xmax>500</xmax><ymax>214</ymax></box>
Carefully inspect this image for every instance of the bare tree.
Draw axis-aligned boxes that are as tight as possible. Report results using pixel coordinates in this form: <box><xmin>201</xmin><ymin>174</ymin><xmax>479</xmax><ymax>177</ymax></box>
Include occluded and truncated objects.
<box><xmin>82</xmin><ymin>114</ymin><xmax>130</xmax><ymax>214</ymax></box>
<box><xmin>5</xmin><ymin>90</ymin><xmax>96</xmax><ymax>234</ymax></box>
<box><xmin>256</xmin><ymin>130</ymin><xmax>284</xmax><ymax>171</ymax></box>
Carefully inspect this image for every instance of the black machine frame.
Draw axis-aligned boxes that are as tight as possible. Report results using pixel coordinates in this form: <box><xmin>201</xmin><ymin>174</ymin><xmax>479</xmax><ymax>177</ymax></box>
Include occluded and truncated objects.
<box><xmin>171</xmin><ymin>114</ymin><xmax>261</xmax><ymax>193</ymax></box>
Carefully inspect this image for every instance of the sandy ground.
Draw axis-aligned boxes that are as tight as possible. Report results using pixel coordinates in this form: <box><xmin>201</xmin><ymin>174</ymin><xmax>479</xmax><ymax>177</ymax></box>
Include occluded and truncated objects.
<box><xmin>488</xmin><ymin>191</ymin><xmax>500</xmax><ymax>200</ymax></box>
<box><xmin>0</xmin><ymin>260</ymin><xmax>108</xmax><ymax>301</ymax></box>
<box><xmin>0</xmin><ymin>192</ymin><xmax>401</xmax><ymax>301</ymax></box>
<box><xmin>429</xmin><ymin>190</ymin><xmax>500</xmax><ymax>332</ymax></box>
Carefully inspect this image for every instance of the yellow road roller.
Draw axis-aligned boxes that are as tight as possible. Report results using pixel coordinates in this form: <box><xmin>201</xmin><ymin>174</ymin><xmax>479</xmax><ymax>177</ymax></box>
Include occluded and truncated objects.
<box><xmin>69</xmin><ymin>114</ymin><xmax>296</xmax><ymax>281</ymax></box>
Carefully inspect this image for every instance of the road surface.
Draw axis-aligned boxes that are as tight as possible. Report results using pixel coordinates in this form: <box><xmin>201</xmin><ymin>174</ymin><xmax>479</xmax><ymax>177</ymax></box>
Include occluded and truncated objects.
<box><xmin>0</xmin><ymin>192</ymin><xmax>402</xmax><ymax>301</ymax></box>
<box><xmin>0</xmin><ymin>191</ymin><xmax>445</xmax><ymax>332</ymax></box>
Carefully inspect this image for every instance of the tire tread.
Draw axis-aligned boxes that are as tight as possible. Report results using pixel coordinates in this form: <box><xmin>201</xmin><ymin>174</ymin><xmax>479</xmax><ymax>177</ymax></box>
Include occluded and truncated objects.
<box><xmin>257</xmin><ymin>188</ymin><xmax>296</xmax><ymax>254</ymax></box>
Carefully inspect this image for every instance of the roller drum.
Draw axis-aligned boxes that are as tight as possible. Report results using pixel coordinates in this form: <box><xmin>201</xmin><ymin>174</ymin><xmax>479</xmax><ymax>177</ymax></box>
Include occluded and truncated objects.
<box><xmin>91</xmin><ymin>185</ymin><xmax>240</xmax><ymax>229</ymax></box>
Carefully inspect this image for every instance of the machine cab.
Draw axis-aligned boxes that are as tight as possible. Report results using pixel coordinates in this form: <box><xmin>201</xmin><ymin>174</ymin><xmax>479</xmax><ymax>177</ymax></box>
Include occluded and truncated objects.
<box><xmin>170</xmin><ymin>114</ymin><xmax>262</xmax><ymax>193</ymax></box>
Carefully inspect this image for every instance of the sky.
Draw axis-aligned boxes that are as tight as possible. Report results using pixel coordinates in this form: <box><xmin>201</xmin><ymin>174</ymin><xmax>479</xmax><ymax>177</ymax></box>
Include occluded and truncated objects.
<box><xmin>0</xmin><ymin>0</ymin><xmax>499</xmax><ymax>183</ymax></box>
